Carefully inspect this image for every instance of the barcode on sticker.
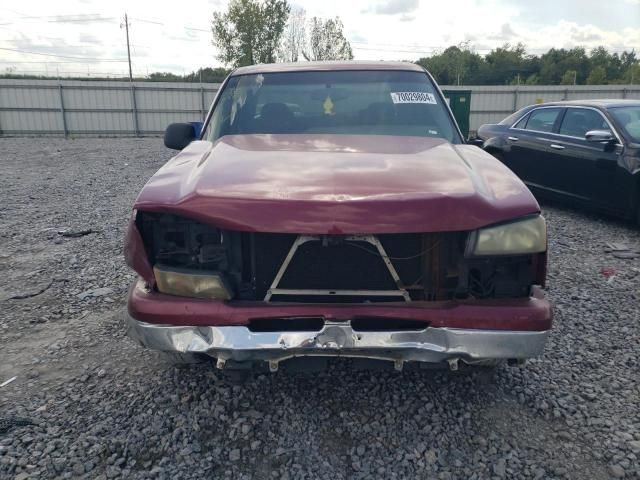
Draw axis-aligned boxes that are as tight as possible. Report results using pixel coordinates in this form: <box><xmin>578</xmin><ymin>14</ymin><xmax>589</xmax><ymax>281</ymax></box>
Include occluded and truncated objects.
<box><xmin>390</xmin><ymin>92</ymin><xmax>437</xmax><ymax>104</ymax></box>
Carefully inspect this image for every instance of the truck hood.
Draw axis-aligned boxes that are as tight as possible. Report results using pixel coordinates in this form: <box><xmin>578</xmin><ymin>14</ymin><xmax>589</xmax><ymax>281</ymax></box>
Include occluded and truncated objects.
<box><xmin>134</xmin><ymin>134</ymin><xmax>540</xmax><ymax>234</ymax></box>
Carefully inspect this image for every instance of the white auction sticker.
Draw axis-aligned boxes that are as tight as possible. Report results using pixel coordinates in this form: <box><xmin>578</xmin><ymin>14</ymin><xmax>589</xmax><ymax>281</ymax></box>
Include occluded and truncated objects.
<box><xmin>390</xmin><ymin>92</ymin><xmax>437</xmax><ymax>104</ymax></box>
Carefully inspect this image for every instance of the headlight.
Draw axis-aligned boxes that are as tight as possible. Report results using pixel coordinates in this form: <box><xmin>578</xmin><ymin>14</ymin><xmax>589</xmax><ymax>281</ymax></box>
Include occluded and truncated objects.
<box><xmin>467</xmin><ymin>216</ymin><xmax>546</xmax><ymax>256</ymax></box>
<box><xmin>153</xmin><ymin>265</ymin><xmax>233</xmax><ymax>300</ymax></box>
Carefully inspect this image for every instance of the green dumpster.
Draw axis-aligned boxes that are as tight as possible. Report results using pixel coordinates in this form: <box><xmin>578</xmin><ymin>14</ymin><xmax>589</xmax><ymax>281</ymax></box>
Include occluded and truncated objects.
<box><xmin>442</xmin><ymin>90</ymin><xmax>471</xmax><ymax>139</ymax></box>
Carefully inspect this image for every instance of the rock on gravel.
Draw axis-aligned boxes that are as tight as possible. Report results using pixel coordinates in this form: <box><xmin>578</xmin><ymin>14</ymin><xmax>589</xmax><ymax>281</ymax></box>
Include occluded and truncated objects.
<box><xmin>1</xmin><ymin>138</ymin><xmax>639</xmax><ymax>479</ymax></box>
<box><xmin>609</xmin><ymin>465</ymin><xmax>626</xmax><ymax>478</ymax></box>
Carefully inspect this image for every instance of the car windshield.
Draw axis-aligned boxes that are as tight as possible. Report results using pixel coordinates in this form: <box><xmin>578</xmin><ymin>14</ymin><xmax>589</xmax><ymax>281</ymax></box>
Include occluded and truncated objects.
<box><xmin>204</xmin><ymin>70</ymin><xmax>460</xmax><ymax>143</ymax></box>
<box><xmin>609</xmin><ymin>106</ymin><xmax>640</xmax><ymax>143</ymax></box>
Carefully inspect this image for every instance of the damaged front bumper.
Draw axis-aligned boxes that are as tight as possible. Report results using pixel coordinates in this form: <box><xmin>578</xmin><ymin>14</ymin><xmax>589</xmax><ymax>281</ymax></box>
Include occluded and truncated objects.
<box><xmin>126</xmin><ymin>315</ymin><xmax>550</xmax><ymax>370</ymax></box>
<box><xmin>126</xmin><ymin>278</ymin><xmax>552</xmax><ymax>370</ymax></box>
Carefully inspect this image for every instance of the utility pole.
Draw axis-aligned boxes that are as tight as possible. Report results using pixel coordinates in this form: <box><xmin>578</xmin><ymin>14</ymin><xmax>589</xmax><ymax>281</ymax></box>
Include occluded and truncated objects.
<box><xmin>121</xmin><ymin>12</ymin><xmax>138</xmax><ymax>135</ymax></box>
<box><xmin>121</xmin><ymin>13</ymin><xmax>133</xmax><ymax>82</ymax></box>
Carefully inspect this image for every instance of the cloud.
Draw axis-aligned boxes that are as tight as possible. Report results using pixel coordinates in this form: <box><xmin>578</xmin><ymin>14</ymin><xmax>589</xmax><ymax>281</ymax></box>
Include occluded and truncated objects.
<box><xmin>500</xmin><ymin>23</ymin><xmax>516</xmax><ymax>38</ymax></box>
<box><xmin>506</xmin><ymin>0</ymin><xmax>639</xmax><ymax>31</ymax></box>
<box><xmin>487</xmin><ymin>23</ymin><xmax>518</xmax><ymax>41</ymax></box>
<box><xmin>348</xmin><ymin>32</ymin><xmax>367</xmax><ymax>43</ymax></box>
<box><xmin>78</xmin><ymin>34</ymin><xmax>102</xmax><ymax>45</ymax></box>
<box><xmin>518</xmin><ymin>21</ymin><xmax>640</xmax><ymax>53</ymax></box>
<box><xmin>363</xmin><ymin>0</ymin><xmax>420</xmax><ymax>15</ymax></box>
<box><xmin>11</xmin><ymin>34</ymin><xmax>102</xmax><ymax>58</ymax></box>
<box><xmin>566</xmin><ymin>24</ymin><xmax>605</xmax><ymax>43</ymax></box>
<box><xmin>463</xmin><ymin>32</ymin><xmax>478</xmax><ymax>43</ymax></box>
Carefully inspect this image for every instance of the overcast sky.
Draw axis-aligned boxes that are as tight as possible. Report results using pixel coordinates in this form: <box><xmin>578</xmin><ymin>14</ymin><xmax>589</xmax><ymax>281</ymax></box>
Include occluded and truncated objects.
<box><xmin>1</xmin><ymin>0</ymin><xmax>639</xmax><ymax>77</ymax></box>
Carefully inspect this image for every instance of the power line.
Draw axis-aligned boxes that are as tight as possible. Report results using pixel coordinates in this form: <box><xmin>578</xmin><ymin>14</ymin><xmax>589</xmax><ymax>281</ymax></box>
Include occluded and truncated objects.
<box><xmin>131</xmin><ymin>17</ymin><xmax>164</xmax><ymax>25</ymax></box>
<box><xmin>2</xmin><ymin>68</ymin><xmax>130</xmax><ymax>75</ymax></box>
<box><xmin>129</xmin><ymin>16</ymin><xmax>209</xmax><ymax>33</ymax></box>
<box><xmin>0</xmin><ymin>7</ymin><xmax>28</xmax><ymax>16</ymax></box>
<box><xmin>0</xmin><ymin>10</ymin><xmax>103</xmax><ymax>19</ymax></box>
<box><xmin>0</xmin><ymin>46</ymin><xmax>127</xmax><ymax>62</ymax></box>
<box><xmin>0</xmin><ymin>13</ymin><xmax>117</xmax><ymax>24</ymax></box>
<box><xmin>0</xmin><ymin>30</ymin><xmax>150</xmax><ymax>49</ymax></box>
<box><xmin>0</xmin><ymin>39</ymin><xmax>149</xmax><ymax>49</ymax></box>
<box><xmin>0</xmin><ymin>60</ymin><xmax>119</xmax><ymax>64</ymax></box>
<box><xmin>45</xmin><ymin>17</ymin><xmax>117</xmax><ymax>24</ymax></box>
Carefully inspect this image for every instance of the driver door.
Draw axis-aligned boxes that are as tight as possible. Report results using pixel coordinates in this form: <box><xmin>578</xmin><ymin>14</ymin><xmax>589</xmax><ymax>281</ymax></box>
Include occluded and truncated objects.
<box><xmin>550</xmin><ymin>107</ymin><xmax>624</xmax><ymax>210</ymax></box>
<box><xmin>503</xmin><ymin>107</ymin><xmax>564</xmax><ymax>189</ymax></box>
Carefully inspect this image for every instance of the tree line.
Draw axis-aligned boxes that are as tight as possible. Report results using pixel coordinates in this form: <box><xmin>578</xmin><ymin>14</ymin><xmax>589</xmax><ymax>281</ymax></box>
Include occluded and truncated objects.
<box><xmin>417</xmin><ymin>43</ymin><xmax>639</xmax><ymax>86</ymax></box>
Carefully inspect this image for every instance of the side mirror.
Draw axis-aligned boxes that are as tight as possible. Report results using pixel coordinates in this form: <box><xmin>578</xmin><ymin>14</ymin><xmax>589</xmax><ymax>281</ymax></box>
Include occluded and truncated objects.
<box><xmin>585</xmin><ymin>129</ymin><xmax>615</xmax><ymax>143</ymax></box>
<box><xmin>164</xmin><ymin>123</ymin><xmax>196</xmax><ymax>150</ymax></box>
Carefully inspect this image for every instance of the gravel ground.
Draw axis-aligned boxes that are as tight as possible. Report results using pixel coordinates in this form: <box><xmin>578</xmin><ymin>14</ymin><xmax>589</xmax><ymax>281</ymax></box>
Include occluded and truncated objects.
<box><xmin>1</xmin><ymin>137</ymin><xmax>639</xmax><ymax>480</ymax></box>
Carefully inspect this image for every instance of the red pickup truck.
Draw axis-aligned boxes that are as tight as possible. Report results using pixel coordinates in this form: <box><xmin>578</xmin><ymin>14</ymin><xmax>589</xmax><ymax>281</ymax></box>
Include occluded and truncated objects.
<box><xmin>124</xmin><ymin>61</ymin><xmax>552</xmax><ymax>373</ymax></box>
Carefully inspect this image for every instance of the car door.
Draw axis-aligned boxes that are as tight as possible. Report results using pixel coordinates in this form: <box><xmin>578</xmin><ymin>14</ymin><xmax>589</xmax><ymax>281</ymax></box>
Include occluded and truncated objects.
<box><xmin>548</xmin><ymin>107</ymin><xmax>624</xmax><ymax>210</ymax></box>
<box><xmin>503</xmin><ymin>107</ymin><xmax>564</xmax><ymax>188</ymax></box>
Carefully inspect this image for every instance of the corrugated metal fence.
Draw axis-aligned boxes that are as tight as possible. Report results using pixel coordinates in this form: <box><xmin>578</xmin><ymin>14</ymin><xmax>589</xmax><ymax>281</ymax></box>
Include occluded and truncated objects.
<box><xmin>0</xmin><ymin>79</ymin><xmax>221</xmax><ymax>136</ymax></box>
<box><xmin>1</xmin><ymin>79</ymin><xmax>639</xmax><ymax>136</ymax></box>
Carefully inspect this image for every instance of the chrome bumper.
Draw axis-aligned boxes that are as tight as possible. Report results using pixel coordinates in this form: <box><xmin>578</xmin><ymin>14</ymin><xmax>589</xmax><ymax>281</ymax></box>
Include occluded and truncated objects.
<box><xmin>127</xmin><ymin>315</ymin><xmax>549</xmax><ymax>368</ymax></box>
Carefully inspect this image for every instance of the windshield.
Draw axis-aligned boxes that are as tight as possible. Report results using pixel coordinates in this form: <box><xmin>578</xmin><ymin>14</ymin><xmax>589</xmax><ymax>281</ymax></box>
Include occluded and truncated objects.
<box><xmin>204</xmin><ymin>70</ymin><xmax>460</xmax><ymax>143</ymax></box>
<box><xmin>609</xmin><ymin>106</ymin><xmax>640</xmax><ymax>143</ymax></box>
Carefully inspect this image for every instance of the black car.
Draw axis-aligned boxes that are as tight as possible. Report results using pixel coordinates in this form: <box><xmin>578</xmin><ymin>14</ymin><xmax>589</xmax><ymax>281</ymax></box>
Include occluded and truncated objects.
<box><xmin>477</xmin><ymin>100</ymin><xmax>640</xmax><ymax>224</ymax></box>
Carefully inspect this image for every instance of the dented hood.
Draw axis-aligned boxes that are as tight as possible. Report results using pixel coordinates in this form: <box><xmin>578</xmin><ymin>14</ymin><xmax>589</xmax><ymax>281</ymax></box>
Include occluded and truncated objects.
<box><xmin>134</xmin><ymin>134</ymin><xmax>540</xmax><ymax>233</ymax></box>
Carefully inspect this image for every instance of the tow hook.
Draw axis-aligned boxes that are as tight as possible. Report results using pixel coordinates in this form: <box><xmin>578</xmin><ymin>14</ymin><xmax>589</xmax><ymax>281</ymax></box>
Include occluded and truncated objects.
<box><xmin>269</xmin><ymin>360</ymin><xmax>279</xmax><ymax>372</ymax></box>
<box><xmin>447</xmin><ymin>358</ymin><xmax>459</xmax><ymax>371</ymax></box>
